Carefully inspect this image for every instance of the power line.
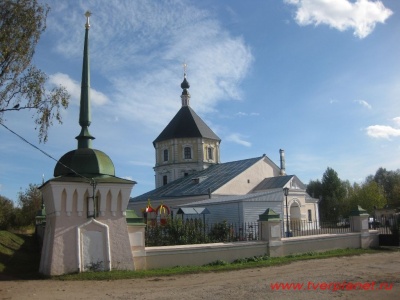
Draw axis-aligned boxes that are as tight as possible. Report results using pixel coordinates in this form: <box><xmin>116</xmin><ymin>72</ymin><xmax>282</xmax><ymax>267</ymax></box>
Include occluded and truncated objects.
<box><xmin>0</xmin><ymin>122</ymin><xmax>91</xmax><ymax>183</ymax></box>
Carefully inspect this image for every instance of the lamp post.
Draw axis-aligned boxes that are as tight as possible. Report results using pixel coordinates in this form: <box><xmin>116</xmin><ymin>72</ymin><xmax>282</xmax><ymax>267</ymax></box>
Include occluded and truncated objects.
<box><xmin>283</xmin><ymin>187</ymin><xmax>290</xmax><ymax>237</ymax></box>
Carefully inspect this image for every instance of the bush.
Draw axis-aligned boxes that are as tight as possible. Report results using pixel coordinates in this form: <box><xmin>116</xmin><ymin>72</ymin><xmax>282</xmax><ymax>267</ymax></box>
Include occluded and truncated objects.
<box><xmin>145</xmin><ymin>219</ymin><xmax>243</xmax><ymax>246</ymax></box>
<box><xmin>207</xmin><ymin>221</ymin><xmax>231</xmax><ymax>242</ymax></box>
<box><xmin>205</xmin><ymin>259</ymin><xmax>227</xmax><ymax>266</ymax></box>
<box><xmin>145</xmin><ymin>217</ymin><xmax>208</xmax><ymax>246</ymax></box>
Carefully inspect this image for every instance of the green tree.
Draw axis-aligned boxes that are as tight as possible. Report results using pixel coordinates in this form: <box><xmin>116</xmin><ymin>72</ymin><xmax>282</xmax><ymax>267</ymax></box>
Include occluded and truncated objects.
<box><xmin>16</xmin><ymin>183</ymin><xmax>41</xmax><ymax>226</ymax></box>
<box><xmin>347</xmin><ymin>181</ymin><xmax>386</xmax><ymax>215</ymax></box>
<box><xmin>337</xmin><ymin>180</ymin><xmax>354</xmax><ymax>217</ymax></box>
<box><xmin>0</xmin><ymin>0</ymin><xmax>69</xmax><ymax>142</ymax></box>
<box><xmin>319</xmin><ymin>167</ymin><xmax>346</xmax><ymax>221</ymax></box>
<box><xmin>306</xmin><ymin>179</ymin><xmax>322</xmax><ymax>199</ymax></box>
<box><xmin>0</xmin><ymin>195</ymin><xmax>16</xmax><ymax>229</ymax></box>
<box><xmin>372</xmin><ymin>167</ymin><xmax>400</xmax><ymax>208</ymax></box>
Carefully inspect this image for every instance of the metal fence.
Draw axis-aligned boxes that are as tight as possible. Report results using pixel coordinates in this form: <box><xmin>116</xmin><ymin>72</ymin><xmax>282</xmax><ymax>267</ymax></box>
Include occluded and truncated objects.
<box><xmin>375</xmin><ymin>215</ymin><xmax>400</xmax><ymax>246</ymax></box>
<box><xmin>283</xmin><ymin>219</ymin><xmax>352</xmax><ymax>237</ymax></box>
<box><xmin>372</xmin><ymin>215</ymin><xmax>399</xmax><ymax>234</ymax></box>
<box><xmin>145</xmin><ymin>220</ymin><xmax>259</xmax><ymax>247</ymax></box>
<box><xmin>145</xmin><ymin>217</ymin><xmax>364</xmax><ymax>246</ymax></box>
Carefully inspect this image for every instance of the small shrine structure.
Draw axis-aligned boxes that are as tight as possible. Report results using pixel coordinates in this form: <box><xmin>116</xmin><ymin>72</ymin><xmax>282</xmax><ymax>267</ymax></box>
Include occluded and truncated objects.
<box><xmin>39</xmin><ymin>12</ymin><xmax>137</xmax><ymax>275</ymax></box>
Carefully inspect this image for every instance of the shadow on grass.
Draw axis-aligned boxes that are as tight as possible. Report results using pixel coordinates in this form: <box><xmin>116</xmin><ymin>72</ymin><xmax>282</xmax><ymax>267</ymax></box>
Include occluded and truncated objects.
<box><xmin>0</xmin><ymin>232</ymin><xmax>43</xmax><ymax>280</ymax></box>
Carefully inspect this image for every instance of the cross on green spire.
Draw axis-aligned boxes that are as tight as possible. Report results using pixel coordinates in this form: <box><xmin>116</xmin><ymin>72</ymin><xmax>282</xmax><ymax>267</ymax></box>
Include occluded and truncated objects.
<box><xmin>76</xmin><ymin>11</ymin><xmax>95</xmax><ymax>148</ymax></box>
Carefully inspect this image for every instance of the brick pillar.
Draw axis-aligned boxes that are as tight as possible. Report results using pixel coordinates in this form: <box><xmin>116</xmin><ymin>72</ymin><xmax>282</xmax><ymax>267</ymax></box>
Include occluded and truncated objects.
<box><xmin>350</xmin><ymin>205</ymin><xmax>377</xmax><ymax>248</ymax></box>
<box><xmin>258</xmin><ymin>208</ymin><xmax>283</xmax><ymax>257</ymax></box>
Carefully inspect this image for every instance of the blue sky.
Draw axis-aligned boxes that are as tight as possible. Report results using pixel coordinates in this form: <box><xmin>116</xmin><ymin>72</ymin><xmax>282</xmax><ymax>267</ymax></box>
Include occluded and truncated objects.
<box><xmin>1</xmin><ymin>0</ymin><xmax>399</xmax><ymax>203</ymax></box>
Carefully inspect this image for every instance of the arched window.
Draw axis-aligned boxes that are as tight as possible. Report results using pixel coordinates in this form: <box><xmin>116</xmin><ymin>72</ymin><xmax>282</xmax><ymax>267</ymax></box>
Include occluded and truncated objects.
<box><xmin>163</xmin><ymin>149</ymin><xmax>168</xmax><ymax>162</ymax></box>
<box><xmin>184</xmin><ymin>146</ymin><xmax>192</xmax><ymax>159</ymax></box>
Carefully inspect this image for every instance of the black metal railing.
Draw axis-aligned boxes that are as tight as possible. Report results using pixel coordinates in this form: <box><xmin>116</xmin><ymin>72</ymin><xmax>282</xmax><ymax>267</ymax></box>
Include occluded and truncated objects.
<box><xmin>375</xmin><ymin>215</ymin><xmax>400</xmax><ymax>246</ymax></box>
<box><xmin>283</xmin><ymin>219</ymin><xmax>352</xmax><ymax>237</ymax></box>
<box><xmin>373</xmin><ymin>216</ymin><xmax>399</xmax><ymax>234</ymax></box>
<box><xmin>145</xmin><ymin>219</ymin><xmax>259</xmax><ymax>247</ymax></box>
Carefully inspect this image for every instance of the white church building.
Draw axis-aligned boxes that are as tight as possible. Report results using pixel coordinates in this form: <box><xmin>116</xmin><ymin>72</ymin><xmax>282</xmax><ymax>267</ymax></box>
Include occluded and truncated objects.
<box><xmin>128</xmin><ymin>70</ymin><xmax>319</xmax><ymax>229</ymax></box>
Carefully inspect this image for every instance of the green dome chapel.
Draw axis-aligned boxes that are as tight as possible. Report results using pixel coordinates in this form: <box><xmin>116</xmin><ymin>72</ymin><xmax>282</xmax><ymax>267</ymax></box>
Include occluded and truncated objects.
<box><xmin>54</xmin><ymin>11</ymin><xmax>115</xmax><ymax>178</ymax></box>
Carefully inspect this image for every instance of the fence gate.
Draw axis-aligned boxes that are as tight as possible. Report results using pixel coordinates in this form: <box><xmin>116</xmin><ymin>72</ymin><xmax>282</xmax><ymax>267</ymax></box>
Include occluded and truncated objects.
<box><xmin>378</xmin><ymin>216</ymin><xmax>399</xmax><ymax>246</ymax></box>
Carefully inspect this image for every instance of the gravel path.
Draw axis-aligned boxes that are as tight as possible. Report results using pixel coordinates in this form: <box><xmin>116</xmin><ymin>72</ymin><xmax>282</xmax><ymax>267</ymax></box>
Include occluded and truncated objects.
<box><xmin>0</xmin><ymin>251</ymin><xmax>399</xmax><ymax>300</ymax></box>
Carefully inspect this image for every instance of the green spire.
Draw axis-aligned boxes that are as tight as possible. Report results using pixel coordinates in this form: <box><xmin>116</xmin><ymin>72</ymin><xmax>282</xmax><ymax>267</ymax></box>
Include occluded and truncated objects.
<box><xmin>76</xmin><ymin>11</ymin><xmax>95</xmax><ymax>149</ymax></box>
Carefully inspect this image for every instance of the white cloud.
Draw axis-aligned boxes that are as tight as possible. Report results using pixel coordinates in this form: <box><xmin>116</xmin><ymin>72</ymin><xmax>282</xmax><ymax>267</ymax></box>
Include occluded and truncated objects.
<box><xmin>49</xmin><ymin>73</ymin><xmax>109</xmax><ymax>106</ymax></box>
<box><xmin>355</xmin><ymin>99</ymin><xmax>372</xmax><ymax>109</ymax></box>
<box><xmin>366</xmin><ymin>125</ymin><xmax>400</xmax><ymax>139</ymax></box>
<box><xmin>284</xmin><ymin>0</ymin><xmax>393</xmax><ymax>38</ymax></box>
<box><xmin>45</xmin><ymin>1</ymin><xmax>252</xmax><ymax>132</ymax></box>
<box><xmin>235</xmin><ymin>112</ymin><xmax>260</xmax><ymax>117</ymax></box>
<box><xmin>366</xmin><ymin>117</ymin><xmax>400</xmax><ymax>139</ymax></box>
<box><xmin>226</xmin><ymin>133</ymin><xmax>251</xmax><ymax>147</ymax></box>
<box><xmin>392</xmin><ymin>117</ymin><xmax>400</xmax><ymax>126</ymax></box>
<box><xmin>128</xmin><ymin>160</ymin><xmax>154</xmax><ymax>167</ymax></box>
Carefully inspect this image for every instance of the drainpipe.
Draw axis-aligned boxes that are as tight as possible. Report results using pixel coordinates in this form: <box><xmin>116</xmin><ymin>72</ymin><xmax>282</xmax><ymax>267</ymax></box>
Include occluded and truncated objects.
<box><xmin>279</xmin><ymin>149</ymin><xmax>286</xmax><ymax>176</ymax></box>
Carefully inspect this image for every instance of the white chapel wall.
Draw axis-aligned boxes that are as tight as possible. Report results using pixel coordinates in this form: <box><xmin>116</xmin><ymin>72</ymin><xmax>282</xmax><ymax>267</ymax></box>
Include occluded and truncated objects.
<box><xmin>39</xmin><ymin>181</ymin><xmax>134</xmax><ymax>275</ymax></box>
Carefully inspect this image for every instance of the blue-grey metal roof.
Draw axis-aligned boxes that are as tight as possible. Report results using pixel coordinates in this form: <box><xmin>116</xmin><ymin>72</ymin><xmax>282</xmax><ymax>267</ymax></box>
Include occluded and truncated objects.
<box><xmin>176</xmin><ymin>207</ymin><xmax>210</xmax><ymax>215</ymax></box>
<box><xmin>252</xmin><ymin>175</ymin><xmax>293</xmax><ymax>191</ymax></box>
<box><xmin>179</xmin><ymin>189</ymin><xmax>283</xmax><ymax>206</ymax></box>
<box><xmin>252</xmin><ymin>175</ymin><xmax>306</xmax><ymax>192</ymax></box>
<box><xmin>130</xmin><ymin>156</ymin><xmax>263</xmax><ymax>202</ymax></box>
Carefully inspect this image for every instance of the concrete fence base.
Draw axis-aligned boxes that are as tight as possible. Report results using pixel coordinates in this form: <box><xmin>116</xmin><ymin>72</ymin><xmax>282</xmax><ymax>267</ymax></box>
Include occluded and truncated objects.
<box><xmin>141</xmin><ymin>230</ymin><xmax>379</xmax><ymax>269</ymax></box>
<box><xmin>145</xmin><ymin>241</ymin><xmax>268</xmax><ymax>269</ymax></box>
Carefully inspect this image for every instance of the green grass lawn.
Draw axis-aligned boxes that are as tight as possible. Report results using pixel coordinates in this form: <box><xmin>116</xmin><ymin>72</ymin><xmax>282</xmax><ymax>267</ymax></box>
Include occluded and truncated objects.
<box><xmin>56</xmin><ymin>248</ymin><xmax>385</xmax><ymax>281</ymax></box>
<box><xmin>0</xmin><ymin>230</ymin><xmax>396</xmax><ymax>281</ymax></box>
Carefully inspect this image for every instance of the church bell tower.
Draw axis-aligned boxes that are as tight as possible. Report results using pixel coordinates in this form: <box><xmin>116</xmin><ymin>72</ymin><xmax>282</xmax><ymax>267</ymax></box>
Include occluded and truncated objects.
<box><xmin>153</xmin><ymin>67</ymin><xmax>221</xmax><ymax>188</ymax></box>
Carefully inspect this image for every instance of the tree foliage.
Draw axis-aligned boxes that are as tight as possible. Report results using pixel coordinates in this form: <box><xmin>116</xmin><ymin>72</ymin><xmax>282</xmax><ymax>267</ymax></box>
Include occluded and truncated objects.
<box><xmin>0</xmin><ymin>184</ymin><xmax>41</xmax><ymax>229</ymax></box>
<box><xmin>370</xmin><ymin>167</ymin><xmax>400</xmax><ymax>208</ymax></box>
<box><xmin>346</xmin><ymin>181</ymin><xmax>386</xmax><ymax>215</ymax></box>
<box><xmin>308</xmin><ymin>166</ymin><xmax>400</xmax><ymax>221</ymax></box>
<box><xmin>0</xmin><ymin>195</ymin><xmax>16</xmax><ymax>229</ymax></box>
<box><xmin>0</xmin><ymin>0</ymin><xmax>69</xmax><ymax>142</ymax></box>
<box><xmin>306</xmin><ymin>179</ymin><xmax>322</xmax><ymax>199</ymax></box>
<box><xmin>16</xmin><ymin>183</ymin><xmax>42</xmax><ymax>226</ymax></box>
<box><xmin>318</xmin><ymin>167</ymin><xmax>347</xmax><ymax>221</ymax></box>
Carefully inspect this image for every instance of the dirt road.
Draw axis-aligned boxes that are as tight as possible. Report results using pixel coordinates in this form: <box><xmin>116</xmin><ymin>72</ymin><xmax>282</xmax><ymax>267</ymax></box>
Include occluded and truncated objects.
<box><xmin>0</xmin><ymin>251</ymin><xmax>399</xmax><ymax>300</ymax></box>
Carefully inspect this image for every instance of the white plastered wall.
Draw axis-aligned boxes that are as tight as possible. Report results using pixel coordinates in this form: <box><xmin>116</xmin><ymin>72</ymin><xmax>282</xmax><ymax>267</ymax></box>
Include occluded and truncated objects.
<box><xmin>39</xmin><ymin>180</ymin><xmax>134</xmax><ymax>275</ymax></box>
<box><xmin>214</xmin><ymin>157</ymin><xmax>281</xmax><ymax>195</ymax></box>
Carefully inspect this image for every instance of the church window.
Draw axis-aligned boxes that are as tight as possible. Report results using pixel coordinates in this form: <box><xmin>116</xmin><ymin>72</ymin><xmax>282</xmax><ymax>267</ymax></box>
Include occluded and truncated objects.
<box><xmin>163</xmin><ymin>149</ymin><xmax>168</xmax><ymax>162</ymax></box>
<box><xmin>207</xmin><ymin>147</ymin><xmax>213</xmax><ymax>160</ymax></box>
<box><xmin>163</xmin><ymin>175</ymin><xmax>168</xmax><ymax>185</ymax></box>
<box><xmin>308</xmin><ymin>209</ymin><xmax>312</xmax><ymax>222</ymax></box>
<box><xmin>184</xmin><ymin>146</ymin><xmax>192</xmax><ymax>159</ymax></box>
